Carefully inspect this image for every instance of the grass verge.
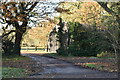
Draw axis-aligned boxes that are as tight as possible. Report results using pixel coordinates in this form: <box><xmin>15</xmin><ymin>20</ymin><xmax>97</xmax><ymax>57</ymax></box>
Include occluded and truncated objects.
<box><xmin>45</xmin><ymin>53</ymin><xmax>114</xmax><ymax>59</ymax></box>
<box><xmin>2</xmin><ymin>54</ymin><xmax>32</xmax><ymax>78</ymax></box>
<box><xmin>1</xmin><ymin>67</ymin><xmax>27</xmax><ymax>78</ymax></box>
<box><xmin>84</xmin><ymin>63</ymin><xmax>104</xmax><ymax>69</ymax></box>
<box><xmin>2</xmin><ymin>55</ymin><xmax>32</xmax><ymax>61</ymax></box>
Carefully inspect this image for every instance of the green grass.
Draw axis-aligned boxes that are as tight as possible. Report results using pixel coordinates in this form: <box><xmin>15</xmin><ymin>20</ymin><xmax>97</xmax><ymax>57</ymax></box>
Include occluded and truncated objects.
<box><xmin>89</xmin><ymin>57</ymin><xmax>114</xmax><ymax>59</ymax></box>
<box><xmin>0</xmin><ymin>67</ymin><xmax>2</xmax><ymax>79</ymax></box>
<box><xmin>46</xmin><ymin>53</ymin><xmax>75</xmax><ymax>58</ymax></box>
<box><xmin>1</xmin><ymin>67</ymin><xmax>27</xmax><ymax>78</ymax></box>
<box><xmin>2</xmin><ymin>55</ymin><xmax>32</xmax><ymax>61</ymax></box>
<box><xmin>46</xmin><ymin>53</ymin><xmax>114</xmax><ymax>59</ymax></box>
<box><xmin>47</xmin><ymin>53</ymin><xmax>59</xmax><ymax>56</ymax></box>
<box><xmin>1</xmin><ymin>53</ymin><xmax>31</xmax><ymax>78</ymax></box>
<box><xmin>2</xmin><ymin>55</ymin><xmax>31</xmax><ymax>78</ymax></box>
<box><xmin>84</xmin><ymin>64</ymin><xmax>104</xmax><ymax>69</ymax></box>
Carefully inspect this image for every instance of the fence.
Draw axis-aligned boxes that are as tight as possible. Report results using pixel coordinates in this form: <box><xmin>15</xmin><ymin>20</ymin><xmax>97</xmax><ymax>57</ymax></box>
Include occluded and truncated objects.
<box><xmin>21</xmin><ymin>47</ymin><xmax>46</xmax><ymax>51</ymax></box>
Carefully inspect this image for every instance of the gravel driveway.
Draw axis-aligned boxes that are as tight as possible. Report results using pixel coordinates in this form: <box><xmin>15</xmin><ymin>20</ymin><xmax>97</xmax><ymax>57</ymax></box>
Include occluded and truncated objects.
<box><xmin>22</xmin><ymin>53</ymin><xmax>118</xmax><ymax>78</ymax></box>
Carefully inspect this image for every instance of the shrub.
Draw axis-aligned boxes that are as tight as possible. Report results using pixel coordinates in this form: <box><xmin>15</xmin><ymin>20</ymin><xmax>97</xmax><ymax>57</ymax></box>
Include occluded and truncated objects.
<box><xmin>56</xmin><ymin>47</ymin><xmax>68</xmax><ymax>56</ymax></box>
<box><xmin>97</xmin><ymin>51</ymin><xmax>115</xmax><ymax>58</ymax></box>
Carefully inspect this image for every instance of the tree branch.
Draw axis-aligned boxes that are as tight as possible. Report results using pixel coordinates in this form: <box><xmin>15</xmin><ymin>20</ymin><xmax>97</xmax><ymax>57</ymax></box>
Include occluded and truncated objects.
<box><xmin>97</xmin><ymin>2</ymin><xmax>120</xmax><ymax>25</ymax></box>
<box><xmin>97</xmin><ymin>2</ymin><xmax>115</xmax><ymax>15</ymax></box>
<box><xmin>2</xmin><ymin>30</ymin><xmax>16</xmax><ymax>37</ymax></box>
<box><xmin>27</xmin><ymin>2</ymin><xmax>38</xmax><ymax>13</ymax></box>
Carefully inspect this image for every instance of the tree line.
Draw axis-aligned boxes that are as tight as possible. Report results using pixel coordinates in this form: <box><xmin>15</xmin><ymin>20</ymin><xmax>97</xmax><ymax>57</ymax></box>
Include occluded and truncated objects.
<box><xmin>0</xmin><ymin>1</ymin><xmax>119</xmax><ymax>61</ymax></box>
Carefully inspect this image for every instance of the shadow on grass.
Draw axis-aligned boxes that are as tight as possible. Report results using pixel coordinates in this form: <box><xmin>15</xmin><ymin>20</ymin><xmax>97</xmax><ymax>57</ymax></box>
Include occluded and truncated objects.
<box><xmin>2</xmin><ymin>54</ymin><xmax>32</xmax><ymax>61</ymax></box>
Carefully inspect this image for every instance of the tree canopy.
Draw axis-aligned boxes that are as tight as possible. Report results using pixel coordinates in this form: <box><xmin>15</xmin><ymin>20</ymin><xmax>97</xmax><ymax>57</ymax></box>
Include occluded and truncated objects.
<box><xmin>0</xmin><ymin>2</ymin><xmax>38</xmax><ymax>55</ymax></box>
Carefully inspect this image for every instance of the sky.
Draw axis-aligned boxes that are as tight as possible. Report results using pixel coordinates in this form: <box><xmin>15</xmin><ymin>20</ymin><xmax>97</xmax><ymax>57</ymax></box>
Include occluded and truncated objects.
<box><xmin>28</xmin><ymin>1</ymin><xmax>60</xmax><ymax>27</ymax></box>
<box><xmin>0</xmin><ymin>1</ymin><xmax>60</xmax><ymax>29</ymax></box>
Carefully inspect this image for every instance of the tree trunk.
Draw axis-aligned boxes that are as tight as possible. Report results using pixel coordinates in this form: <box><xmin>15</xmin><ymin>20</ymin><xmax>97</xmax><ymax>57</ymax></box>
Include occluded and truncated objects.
<box><xmin>14</xmin><ymin>31</ymin><xmax>23</xmax><ymax>56</ymax></box>
<box><xmin>13</xmin><ymin>21</ymin><xmax>27</xmax><ymax>56</ymax></box>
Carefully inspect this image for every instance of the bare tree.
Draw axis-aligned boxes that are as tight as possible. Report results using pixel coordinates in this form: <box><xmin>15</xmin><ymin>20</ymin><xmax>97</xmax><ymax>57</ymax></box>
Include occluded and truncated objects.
<box><xmin>97</xmin><ymin>2</ymin><xmax>120</xmax><ymax>78</ymax></box>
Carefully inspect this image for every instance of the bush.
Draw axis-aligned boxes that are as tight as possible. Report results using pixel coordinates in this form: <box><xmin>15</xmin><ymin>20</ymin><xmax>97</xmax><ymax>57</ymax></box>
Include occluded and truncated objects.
<box><xmin>97</xmin><ymin>51</ymin><xmax>115</xmax><ymax>58</ymax></box>
<box><xmin>57</xmin><ymin>47</ymin><xmax>68</xmax><ymax>56</ymax></box>
<box><xmin>57</xmin><ymin>21</ymin><xmax>115</xmax><ymax>57</ymax></box>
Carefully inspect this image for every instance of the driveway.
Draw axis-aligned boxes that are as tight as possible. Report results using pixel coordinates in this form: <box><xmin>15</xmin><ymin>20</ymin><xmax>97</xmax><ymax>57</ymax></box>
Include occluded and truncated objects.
<box><xmin>22</xmin><ymin>53</ymin><xmax>118</xmax><ymax>78</ymax></box>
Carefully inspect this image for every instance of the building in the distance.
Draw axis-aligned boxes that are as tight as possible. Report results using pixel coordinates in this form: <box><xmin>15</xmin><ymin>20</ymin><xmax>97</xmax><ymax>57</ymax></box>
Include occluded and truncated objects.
<box><xmin>47</xmin><ymin>22</ymin><xmax>68</xmax><ymax>52</ymax></box>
